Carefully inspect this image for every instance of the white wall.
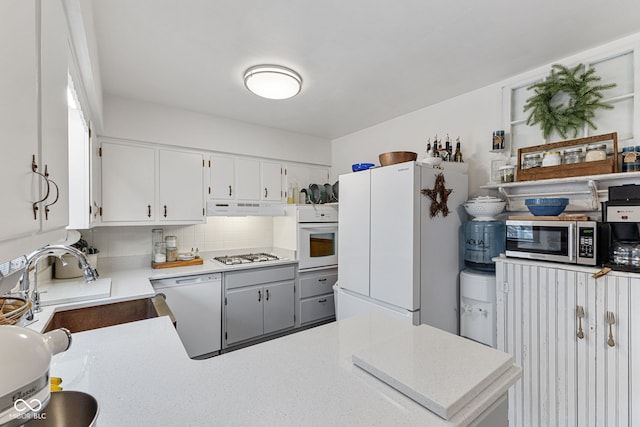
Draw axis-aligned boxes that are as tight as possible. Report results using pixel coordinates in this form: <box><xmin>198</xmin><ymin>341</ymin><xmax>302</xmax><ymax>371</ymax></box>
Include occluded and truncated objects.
<box><xmin>331</xmin><ymin>31</ymin><xmax>640</xmax><ymax>198</ymax></box>
<box><xmin>331</xmin><ymin>83</ymin><xmax>502</xmax><ymax>196</ymax></box>
<box><xmin>102</xmin><ymin>95</ymin><xmax>332</xmax><ymax>165</ymax></box>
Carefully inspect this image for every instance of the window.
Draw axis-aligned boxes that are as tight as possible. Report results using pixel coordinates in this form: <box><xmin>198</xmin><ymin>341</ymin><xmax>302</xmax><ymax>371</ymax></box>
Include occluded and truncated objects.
<box><xmin>504</xmin><ymin>47</ymin><xmax>637</xmax><ymax>154</ymax></box>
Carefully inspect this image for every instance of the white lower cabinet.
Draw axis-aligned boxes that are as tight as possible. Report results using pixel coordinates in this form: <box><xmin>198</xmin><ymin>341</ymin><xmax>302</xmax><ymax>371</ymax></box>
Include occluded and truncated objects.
<box><xmin>496</xmin><ymin>259</ymin><xmax>638</xmax><ymax>427</ymax></box>
<box><xmin>297</xmin><ymin>267</ymin><xmax>337</xmax><ymax>326</ymax></box>
<box><xmin>223</xmin><ymin>265</ymin><xmax>295</xmax><ymax>347</ymax></box>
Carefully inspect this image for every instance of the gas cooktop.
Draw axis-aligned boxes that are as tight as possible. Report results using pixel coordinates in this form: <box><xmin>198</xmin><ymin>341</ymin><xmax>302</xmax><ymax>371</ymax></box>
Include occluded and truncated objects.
<box><xmin>213</xmin><ymin>253</ymin><xmax>282</xmax><ymax>265</ymax></box>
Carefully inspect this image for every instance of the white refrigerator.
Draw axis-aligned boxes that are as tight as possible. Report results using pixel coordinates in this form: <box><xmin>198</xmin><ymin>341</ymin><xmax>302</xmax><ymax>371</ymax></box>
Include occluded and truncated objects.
<box><xmin>335</xmin><ymin>161</ymin><xmax>468</xmax><ymax>334</ymax></box>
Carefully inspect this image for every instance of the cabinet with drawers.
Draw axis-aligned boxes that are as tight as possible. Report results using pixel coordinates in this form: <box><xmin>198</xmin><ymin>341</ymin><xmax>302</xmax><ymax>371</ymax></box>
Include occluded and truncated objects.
<box><xmin>297</xmin><ymin>267</ymin><xmax>337</xmax><ymax>326</ymax></box>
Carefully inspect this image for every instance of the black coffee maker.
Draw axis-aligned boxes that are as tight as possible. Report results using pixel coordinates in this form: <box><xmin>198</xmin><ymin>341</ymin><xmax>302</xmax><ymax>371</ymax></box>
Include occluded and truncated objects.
<box><xmin>601</xmin><ymin>184</ymin><xmax>640</xmax><ymax>272</ymax></box>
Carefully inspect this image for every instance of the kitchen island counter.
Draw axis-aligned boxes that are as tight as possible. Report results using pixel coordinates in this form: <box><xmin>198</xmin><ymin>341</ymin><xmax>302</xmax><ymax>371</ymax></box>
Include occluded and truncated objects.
<box><xmin>49</xmin><ymin>312</ymin><xmax>520</xmax><ymax>426</ymax></box>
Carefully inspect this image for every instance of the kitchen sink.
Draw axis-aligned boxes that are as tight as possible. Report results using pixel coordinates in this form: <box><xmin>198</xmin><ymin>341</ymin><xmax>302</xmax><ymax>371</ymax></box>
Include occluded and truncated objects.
<box><xmin>42</xmin><ymin>295</ymin><xmax>175</xmax><ymax>333</ymax></box>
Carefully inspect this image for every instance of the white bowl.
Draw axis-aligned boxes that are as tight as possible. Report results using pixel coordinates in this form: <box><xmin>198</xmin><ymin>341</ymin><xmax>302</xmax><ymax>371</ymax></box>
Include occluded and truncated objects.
<box><xmin>464</xmin><ymin>197</ymin><xmax>506</xmax><ymax>220</ymax></box>
<box><xmin>422</xmin><ymin>156</ymin><xmax>443</xmax><ymax>167</ymax></box>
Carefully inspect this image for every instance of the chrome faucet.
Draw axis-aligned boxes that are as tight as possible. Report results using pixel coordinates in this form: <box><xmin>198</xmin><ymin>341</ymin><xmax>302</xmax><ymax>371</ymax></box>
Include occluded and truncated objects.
<box><xmin>20</xmin><ymin>245</ymin><xmax>99</xmax><ymax>320</ymax></box>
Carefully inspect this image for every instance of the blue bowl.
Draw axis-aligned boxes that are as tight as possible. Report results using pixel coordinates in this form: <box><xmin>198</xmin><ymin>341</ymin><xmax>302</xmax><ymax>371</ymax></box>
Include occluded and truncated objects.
<box><xmin>524</xmin><ymin>198</ymin><xmax>569</xmax><ymax>216</ymax></box>
<box><xmin>352</xmin><ymin>163</ymin><xmax>375</xmax><ymax>172</ymax></box>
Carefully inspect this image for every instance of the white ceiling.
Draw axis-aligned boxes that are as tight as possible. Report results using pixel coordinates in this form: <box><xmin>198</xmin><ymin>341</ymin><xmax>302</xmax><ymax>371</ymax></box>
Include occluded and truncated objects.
<box><xmin>92</xmin><ymin>0</ymin><xmax>640</xmax><ymax>140</ymax></box>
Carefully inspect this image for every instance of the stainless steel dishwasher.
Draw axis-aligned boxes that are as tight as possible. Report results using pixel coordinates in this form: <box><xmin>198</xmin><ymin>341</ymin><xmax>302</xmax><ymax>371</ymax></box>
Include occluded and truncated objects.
<box><xmin>151</xmin><ymin>273</ymin><xmax>222</xmax><ymax>359</ymax></box>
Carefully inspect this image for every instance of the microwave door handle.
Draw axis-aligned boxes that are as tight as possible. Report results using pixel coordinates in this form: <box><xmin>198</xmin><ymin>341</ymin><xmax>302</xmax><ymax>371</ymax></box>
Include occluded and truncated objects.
<box><xmin>568</xmin><ymin>223</ymin><xmax>576</xmax><ymax>262</ymax></box>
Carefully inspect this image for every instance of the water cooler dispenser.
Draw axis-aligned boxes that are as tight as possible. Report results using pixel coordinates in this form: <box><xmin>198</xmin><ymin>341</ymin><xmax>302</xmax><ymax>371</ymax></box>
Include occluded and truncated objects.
<box><xmin>460</xmin><ymin>270</ymin><xmax>497</xmax><ymax>347</ymax></box>
<box><xmin>460</xmin><ymin>196</ymin><xmax>506</xmax><ymax>348</ymax></box>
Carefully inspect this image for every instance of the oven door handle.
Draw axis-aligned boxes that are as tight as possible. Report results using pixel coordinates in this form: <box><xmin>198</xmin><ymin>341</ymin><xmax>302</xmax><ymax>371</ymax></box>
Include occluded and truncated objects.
<box><xmin>568</xmin><ymin>223</ymin><xmax>576</xmax><ymax>262</ymax></box>
<box><xmin>300</xmin><ymin>226</ymin><xmax>337</xmax><ymax>233</ymax></box>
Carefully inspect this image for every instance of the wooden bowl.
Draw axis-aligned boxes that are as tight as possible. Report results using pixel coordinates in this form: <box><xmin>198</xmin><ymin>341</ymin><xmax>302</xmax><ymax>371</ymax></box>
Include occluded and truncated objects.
<box><xmin>378</xmin><ymin>151</ymin><xmax>417</xmax><ymax>166</ymax></box>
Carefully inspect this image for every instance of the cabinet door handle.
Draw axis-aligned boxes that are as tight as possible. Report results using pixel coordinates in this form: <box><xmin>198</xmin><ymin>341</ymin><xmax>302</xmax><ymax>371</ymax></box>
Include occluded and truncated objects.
<box><xmin>229</xmin><ymin>185</ymin><xmax>232</xmax><ymax>197</ymax></box>
<box><xmin>264</xmin><ymin>187</ymin><xmax>268</xmax><ymax>198</ymax></box>
<box><xmin>147</xmin><ymin>205</ymin><xmax>152</xmax><ymax>218</ymax></box>
<box><xmin>266</xmin><ymin>289</ymin><xmax>270</xmax><ymax>301</ymax></box>
<box><xmin>576</xmin><ymin>305</ymin><xmax>585</xmax><ymax>340</ymax></box>
<box><xmin>606</xmin><ymin>311</ymin><xmax>616</xmax><ymax>347</ymax></box>
<box><xmin>164</xmin><ymin>205</ymin><xmax>168</xmax><ymax>218</ymax></box>
<box><xmin>31</xmin><ymin>155</ymin><xmax>50</xmax><ymax>220</ymax></box>
<box><xmin>318</xmin><ymin>278</ymin><xmax>327</xmax><ymax>282</ymax></box>
<box><xmin>318</xmin><ymin>299</ymin><xmax>327</xmax><ymax>303</ymax></box>
<box><xmin>44</xmin><ymin>178</ymin><xmax>60</xmax><ymax>220</ymax></box>
<box><xmin>258</xmin><ymin>290</ymin><xmax>262</xmax><ymax>302</ymax></box>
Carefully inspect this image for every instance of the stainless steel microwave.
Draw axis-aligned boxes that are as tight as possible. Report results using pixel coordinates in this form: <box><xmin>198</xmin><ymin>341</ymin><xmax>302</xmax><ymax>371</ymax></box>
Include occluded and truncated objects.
<box><xmin>505</xmin><ymin>220</ymin><xmax>601</xmax><ymax>266</ymax></box>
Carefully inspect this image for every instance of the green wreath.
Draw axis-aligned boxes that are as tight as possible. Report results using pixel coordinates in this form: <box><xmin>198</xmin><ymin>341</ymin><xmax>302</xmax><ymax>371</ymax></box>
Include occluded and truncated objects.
<box><xmin>523</xmin><ymin>63</ymin><xmax>616</xmax><ymax>140</ymax></box>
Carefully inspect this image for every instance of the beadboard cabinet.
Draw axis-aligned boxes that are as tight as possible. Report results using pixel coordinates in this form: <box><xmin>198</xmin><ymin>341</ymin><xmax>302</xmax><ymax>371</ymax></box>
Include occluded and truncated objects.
<box><xmin>496</xmin><ymin>258</ymin><xmax>639</xmax><ymax>427</ymax></box>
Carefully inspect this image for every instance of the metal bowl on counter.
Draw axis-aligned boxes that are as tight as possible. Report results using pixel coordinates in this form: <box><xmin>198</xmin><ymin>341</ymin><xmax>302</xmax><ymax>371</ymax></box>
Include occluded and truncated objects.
<box><xmin>25</xmin><ymin>391</ymin><xmax>99</xmax><ymax>426</ymax></box>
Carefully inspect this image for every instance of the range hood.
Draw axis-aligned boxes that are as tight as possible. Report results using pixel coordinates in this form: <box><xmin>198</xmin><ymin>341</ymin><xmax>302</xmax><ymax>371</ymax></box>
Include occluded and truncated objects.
<box><xmin>206</xmin><ymin>200</ymin><xmax>285</xmax><ymax>216</ymax></box>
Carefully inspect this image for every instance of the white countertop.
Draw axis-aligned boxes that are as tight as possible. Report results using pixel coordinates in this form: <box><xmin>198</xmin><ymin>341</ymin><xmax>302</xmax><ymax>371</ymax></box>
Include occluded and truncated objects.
<box><xmin>49</xmin><ymin>312</ymin><xmax>520</xmax><ymax>427</ymax></box>
<box><xmin>27</xmin><ymin>253</ymin><xmax>299</xmax><ymax>332</ymax></box>
<box><xmin>23</xmin><ymin>254</ymin><xmax>520</xmax><ymax>426</ymax></box>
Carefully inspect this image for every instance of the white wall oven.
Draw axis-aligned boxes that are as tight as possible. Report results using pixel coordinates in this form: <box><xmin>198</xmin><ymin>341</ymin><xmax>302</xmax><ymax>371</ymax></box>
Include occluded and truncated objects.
<box><xmin>298</xmin><ymin>222</ymin><xmax>338</xmax><ymax>269</ymax></box>
<box><xmin>273</xmin><ymin>205</ymin><xmax>338</xmax><ymax>270</ymax></box>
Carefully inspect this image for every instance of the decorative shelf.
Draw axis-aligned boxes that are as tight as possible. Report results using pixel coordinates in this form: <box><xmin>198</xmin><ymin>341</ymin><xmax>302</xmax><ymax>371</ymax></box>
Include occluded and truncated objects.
<box><xmin>480</xmin><ymin>171</ymin><xmax>640</xmax><ymax>212</ymax></box>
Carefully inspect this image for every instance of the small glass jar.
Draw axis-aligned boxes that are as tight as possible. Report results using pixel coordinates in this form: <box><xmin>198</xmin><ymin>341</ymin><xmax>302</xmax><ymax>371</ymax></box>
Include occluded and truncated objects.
<box><xmin>622</xmin><ymin>147</ymin><xmax>640</xmax><ymax>172</ymax></box>
<box><xmin>498</xmin><ymin>165</ymin><xmax>515</xmax><ymax>183</ymax></box>
<box><xmin>542</xmin><ymin>151</ymin><xmax>562</xmax><ymax>167</ymax></box>
<box><xmin>166</xmin><ymin>246</ymin><xmax>178</xmax><ymax>262</ymax></box>
<box><xmin>563</xmin><ymin>147</ymin><xmax>584</xmax><ymax>164</ymax></box>
<box><xmin>153</xmin><ymin>242</ymin><xmax>167</xmax><ymax>263</ymax></box>
<box><xmin>523</xmin><ymin>153</ymin><xmax>542</xmax><ymax>169</ymax></box>
<box><xmin>152</xmin><ymin>228</ymin><xmax>164</xmax><ymax>256</ymax></box>
<box><xmin>585</xmin><ymin>144</ymin><xmax>607</xmax><ymax>162</ymax></box>
<box><xmin>165</xmin><ymin>235</ymin><xmax>178</xmax><ymax>262</ymax></box>
<box><xmin>165</xmin><ymin>235</ymin><xmax>177</xmax><ymax>248</ymax></box>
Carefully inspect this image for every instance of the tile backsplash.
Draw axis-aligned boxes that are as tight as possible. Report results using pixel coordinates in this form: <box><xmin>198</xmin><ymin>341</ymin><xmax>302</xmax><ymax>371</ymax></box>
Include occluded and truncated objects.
<box><xmin>83</xmin><ymin>217</ymin><xmax>274</xmax><ymax>258</ymax></box>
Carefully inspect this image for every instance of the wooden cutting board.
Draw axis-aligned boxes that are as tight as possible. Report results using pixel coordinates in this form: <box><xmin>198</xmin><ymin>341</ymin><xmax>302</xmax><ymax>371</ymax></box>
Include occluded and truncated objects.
<box><xmin>152</xmin><ymin>258</ymin><xmax>204</xmax><ymax>269</ymax></box>
<box><xmin>508</xmin><ymin>215</ymin><xmax>589</xmax><ymax>221</ymax></box>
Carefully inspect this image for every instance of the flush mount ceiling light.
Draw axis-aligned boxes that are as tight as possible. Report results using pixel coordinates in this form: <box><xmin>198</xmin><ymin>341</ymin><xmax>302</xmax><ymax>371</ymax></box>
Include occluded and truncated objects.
<box><xmin>243</xmin><ymin>65</ymin><xmax>302</xmax><ymax>100</ymax></box>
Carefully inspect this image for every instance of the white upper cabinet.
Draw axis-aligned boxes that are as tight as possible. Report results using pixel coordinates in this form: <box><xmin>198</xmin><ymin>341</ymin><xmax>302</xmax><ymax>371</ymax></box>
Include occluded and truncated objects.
<box><xmin>235</xmin><ymin>158</ymin><xmax>260</xmax><ymax>200</ymax></box>
<box><xmin>209</xmin><ymin>155</ymin><xmax>234</xmax><ymax>200</ymax></box>
<box><xmin>209</xmin><ymin>156</ymin><xmax>284</xmax><ymax>203</ymax></box>
<box><xmin>101</xmin><ymin>141</ymin><xmax>156</xmax><ymax>222</ymax></box>
<box><xmin>101</xmin><ymin>141</ymin><xmax>205</xmax><ymax>225</ymax></box>
<box><xmin>0</xmin><ymin>0</ymin><xmax>69</xmax><ymax>262</ymax></box>
<box><xmin>39</xmin><ymin>0</ymin><xmax>68</xmax><ymax>232</ymax></box>
<box><xmin>261</xmin><ymin>161</ymin><xmax>282</xmax><ymax>201</ymax></box>
<box><xmin>90</xmin><ymin>129</ymin><xmax>102</xmax><ymax>226</ymax></box>
<box><xmin>159</xmin><ymin>149</ymin><xmax>204</xmax><ymax>221</ymax></box>
<box><xmin>0</xmin><ymin>0</ymin><xmax>40</xmax><ymax>243</ymax></box>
